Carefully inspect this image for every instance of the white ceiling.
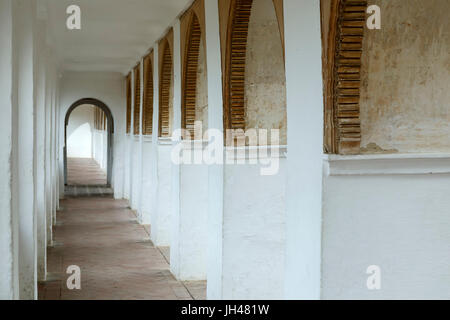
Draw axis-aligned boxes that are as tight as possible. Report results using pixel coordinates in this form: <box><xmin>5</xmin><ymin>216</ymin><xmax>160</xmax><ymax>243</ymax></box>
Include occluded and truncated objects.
<box><xmin>43</xmin><ymin>0</ymin><xmax>191</xmax><ymax>74</ymax></box>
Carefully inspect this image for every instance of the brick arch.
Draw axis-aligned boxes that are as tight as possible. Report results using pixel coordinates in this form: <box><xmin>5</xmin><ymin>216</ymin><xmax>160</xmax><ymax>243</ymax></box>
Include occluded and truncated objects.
<box><xmin>159</xmin><ymin>38</ymin><xmax>173</xmax><ymax>137</ymax></box>
<box><xmin>181</xmin><ymin>12</ymin><xmax>202</xmax><ymax>139</ymax></box>
<box><xmin>219</xmin><ymin>0</ymin><xmax>285</xmax><ymax>142</ymax></box>
<box><xmin>142</xmin><ymin>51</ymin><xmax>154</xmax><ymax>135</ymax></box>
<box><xmin>322</xmin><ymin>0</ymin><xmax>367</xmax><ymax>154</ymax></box>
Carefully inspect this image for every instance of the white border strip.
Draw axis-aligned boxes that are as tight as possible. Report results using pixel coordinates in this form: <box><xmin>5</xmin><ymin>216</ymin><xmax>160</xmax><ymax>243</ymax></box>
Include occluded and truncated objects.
<box><xmin>324</xmin><ymin>153</ymin><xmax>450</xmax><ymax>176</ymax></box>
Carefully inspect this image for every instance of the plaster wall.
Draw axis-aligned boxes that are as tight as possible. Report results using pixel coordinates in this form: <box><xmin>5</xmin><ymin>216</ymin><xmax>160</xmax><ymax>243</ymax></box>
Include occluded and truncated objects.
<box><xmin>130</xmin><ymin>139</ymin><xmax>141</xmax><ymax>211</ymax></box>
<box><xmin>174</xmin><ymin>160</ymin><xmax>209</xmax><ymax>280</ymax></box>
<box><xmin>59</xmin><ymin>71</ymin><xmax>126</xmax><ymax>198</ymax></box>
<box><xmin>67</xmin><ymin>105</ymin><xmax>94</xmax><ymax>158</ymax></box>
<box><xmin>195</xmin><ymin>40</ymin><xmax>208</xmax><ymax>131</ymax></box>
<box><xmin>93</xmin><ymin>129</ymin><xmax>108</xmax><ymax>170</ymax></box>
<box><xmin>360</xmin><ymin>0</ymin><xmax>450</xmax><ymax>153</ymax></box>
<box><xmin>140</xmin><ymin>140</ymin><xmax>153</xmax><ymax>225</ymax></box>
<box><xmin>124</xmin><ymin>135</ymin><xmax>132</xmax><ymax>199</ymax></box>
<box><xmin>322</xmin><ymin>157</ymin><xmax>450</xmax><ymax>299</ymax></box>
<box><xmin>245</xmin><ymin>0</ymin><xmax>286</xmax><ymax>145</ymax></box>
<box><xmin>222</xmin><ymin>158</ymin><xmax>286</xmax><ymax>299</ymax></box>
<box><xmin>152</xmin><ymin>143</ymin><xmax>173</xmax><ymax>246</ymax></box>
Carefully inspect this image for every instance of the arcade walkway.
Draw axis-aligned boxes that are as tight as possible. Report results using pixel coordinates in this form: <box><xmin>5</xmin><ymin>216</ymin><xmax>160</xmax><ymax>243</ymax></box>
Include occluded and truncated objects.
<box><xmin>67</xmin><ymin>158</ymin><xmax>107</xmax><ymax>186</ymax></box>
<box><xmin>38</xmin><ymin>197</ymin><xmax>205</xmax><ymax>300</ymax></box>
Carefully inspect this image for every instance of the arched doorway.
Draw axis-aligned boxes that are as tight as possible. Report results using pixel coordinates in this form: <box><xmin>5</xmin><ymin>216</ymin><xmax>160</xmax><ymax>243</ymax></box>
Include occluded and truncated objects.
<box><xmin>64</xmin><ymin>98</ymin><xmax>114</xmax><ymax>186</ymax></box>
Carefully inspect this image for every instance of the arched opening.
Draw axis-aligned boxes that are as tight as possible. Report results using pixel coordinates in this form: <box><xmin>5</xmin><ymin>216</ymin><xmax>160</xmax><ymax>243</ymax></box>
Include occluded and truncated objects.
<box><xmin>182</xmin><ymin>12</ymin><xmax>207</xmax><ymax>140</ymax></box>
<box><xmin>126</xmin><ymin>73</ymin><xmax>132</xmax><ymax>133</ymax></box>
<box><xmin>64</xmin><ymin>98</ymin><xmax>114</xmax><ymax>187</ymax></box>
<box><xmin>142</xmin><ymin>51</ymin><xmax>154</xmax><ymax>135</ymax></box>
<box><xmin>133</xmin><ymin>64</ymin><xmax>141</xmax><ymax>135</ymax></box>
<box><xmin>159</xmin><ymin>39</ymin><xmax>173</xmax><ymax>137</ymax></box>
<box><xmin>223</xmin><ymin>0</ymin><xmax>287</xmax><ymax>146</ymax></box>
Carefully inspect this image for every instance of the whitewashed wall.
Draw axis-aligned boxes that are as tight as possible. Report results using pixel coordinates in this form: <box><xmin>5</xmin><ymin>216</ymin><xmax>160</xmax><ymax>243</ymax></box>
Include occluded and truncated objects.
<box><xmin>0</xmin><ymin>0</ymin><xmax>60</xmax><ymax>299</ymax></box>
<box><xmin>67</xmin><ymin>105</ymin><xmax>94</xmax><ymax>158</ymax></box>
<box><xmin>222</xmin><ymin>156</ymin><xmax>286</xmax><ymax>299</ymax></box>
<box><xmin>130</xmin><ymin>138</ymin><xmax>141</xmax><ymax>211</ymax></box>
<box><xmin>92</xmin><ymin>129</ymin><xmax>108</xmax><ymax>170</ymax></box>
<box><xmin>152</xmin><ymin>143</ymin><xmax>173</xmax><ymax>246</ymax></box>
<box><xmin>59</xmin><ymin>71</ymin><xmax>126</xmax><ymax>198</ymax></box>
<box><xmin>171</xmin><ymin>149</ymin><xmax>209</xmax><ymax>281</ymax></box>
<box><xmin>322</xmin><ymin>155</ymin><xmax>450</xmax><ymax>300</ymax></box>
<box><xmin>140</xmin><ymin>139</ymin><xmax>153</xmax><ymax>225</ymax></box>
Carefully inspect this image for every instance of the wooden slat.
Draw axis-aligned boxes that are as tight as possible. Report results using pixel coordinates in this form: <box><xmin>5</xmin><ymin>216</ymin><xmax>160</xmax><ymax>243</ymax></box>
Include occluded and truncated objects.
<box><xmin>133</xmin><ymin>65</ymin><xmax>141</xmax><ymax>135</ymax></box>
<box><xmin>159</xmin><ymin>41</ymin><xmax>173</xmax><ymax>137</ymax></box>
<box><xmin>142</xmin><ymin>53</ymin><xmax>154</xmax><ymax>135</ymax></box>
<box><xmin>182</xmin><ymin>13</ymin><xmax>202</xmax><ymax>140</ymax></box>
<box><xmin>333</xmin><ymin>0</ymin><xmax>366</xmax><ymax>153</ymax></box>
<box><xmin>126</xmin><ymin>73</ymin><xmax>132</xmax><ymax>133</ymax></box>
<box><xmin>225</xmin><ymin>0</ymin><xmax>253</xmax><ymax>135</ymax></box>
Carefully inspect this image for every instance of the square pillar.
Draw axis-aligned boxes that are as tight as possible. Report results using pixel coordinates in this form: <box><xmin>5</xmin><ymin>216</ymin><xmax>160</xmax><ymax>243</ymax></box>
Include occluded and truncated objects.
<box><xmin>204</xmin><ymin>0</ymin><xmax>225</xmax><ymax>300</ymax></box>
<box><xmin>0</xmin><ymin>0</ymin><xmax>18</xmax><ymax>300</ymax></box>
<box><xmin>13</xmin><ymin>0</ymin><xmax>38</xmax><ymax>300</ymax></box>
<box><xmin>284</xmin><ymin>0</ymin><xmax>324</xmax><ymax>300</ymax></box>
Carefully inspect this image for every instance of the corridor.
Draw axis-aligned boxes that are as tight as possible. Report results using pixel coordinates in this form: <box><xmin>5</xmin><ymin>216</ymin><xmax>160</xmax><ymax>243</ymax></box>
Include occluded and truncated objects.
<box><xmin>67</xmin><ymin>158</ymin><xmax>107</xmax><ymax>186</ymax></box>
<box><xmin>1</xmin><ymin>0</ymin><xmax>449</xmax><ymax>301</ymax></box>
<box><xmin>38</xmin><ymin>196</ymin><xmax>205</xmax><ymax>300</ymax></box>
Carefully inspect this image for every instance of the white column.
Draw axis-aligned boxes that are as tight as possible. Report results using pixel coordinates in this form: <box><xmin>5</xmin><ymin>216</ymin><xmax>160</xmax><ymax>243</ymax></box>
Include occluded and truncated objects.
<box><xmin>51</xmin><ymin>67</ymin><xmax>57</xmax><ymax>226</ymax></box>
<box><xmin>14</xmin><ymin>0</ymin><xmax>38</xmax><ymax>299</ymax></box>
<box><xmin>45</xmin><ymin>58</ymin><xmax>54</xmax><ymax>247</ymax></box>
<box><xmin>137</xmin><ymin>59</ymin><xmax>144</xmax><ymax>221</ymax></box>
<box><xmin>128</xmin><ymin>68</ymin><xmax>136</xmax><ymax>204</ymax></box>
<box><xmin>150</xmin><ymin>42</ymin><xmax>160</xmax><ymax>240</ymax></box>
<box><xmin>204</xmin><ymin>0</ymin><xmax>225</xmax><ymax>300</ymax></box>
<box><xmin>284</xmin><ymin>0</ymin><xmax>324</xmax><ymax>300</ymax></box>
<box><xmin>169</xmin><ymin>20</ymin><xmax>182</xmax><ymax>278</ymax></box>
<box><xmin>35</xmin><ymin>19</ymin><xmax>48</xmax><ymax>282</ymax></box>
<box><xmin>0</xmin><ymin>0</ymin><xmax>18</xmax><ymax>300</ymax></box>
<box><xmin>55</xmin><ymin>80</ymin><xmax>61</xmax><ymax>209</ymax></box>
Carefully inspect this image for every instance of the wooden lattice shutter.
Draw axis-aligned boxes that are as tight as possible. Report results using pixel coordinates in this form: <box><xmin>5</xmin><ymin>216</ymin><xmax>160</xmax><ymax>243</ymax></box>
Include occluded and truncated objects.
<box><xmin>225</xmin><ymin>0</ymin><xmax>253</xmax><ymax>134</ymax></box>
<box><xmin>182</xmin><ymin>14</ymin><xmax>202</xmax><ymax>140</ymax></box>
<box><xmin>159</xmin><ymin>41</ymin><xmax>173</xmax><ymax>137</ymax></box>
<box><xmin>133</xmin><ymin>65</ymin><xmax>141</xmax><ymax>135</ymax></box>
<box><xmin>324</xmin><ymin>0</ymin><xmax>366</xmax><ymax>154</ymax></box>
<box><xmin>142</xmin><ymin>54</ymin><xmax>154</xmax><ymax>135</ymax></box>
<box><xmin>126</xmin><ymin>73</ymin><xmax>132</xmax><ymax>133</ymax></box>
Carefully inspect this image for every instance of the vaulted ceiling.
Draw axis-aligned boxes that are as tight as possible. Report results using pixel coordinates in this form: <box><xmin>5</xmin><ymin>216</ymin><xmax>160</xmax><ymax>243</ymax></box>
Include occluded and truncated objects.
<box><xmin>42</xmin><ymin>0</ymin><xmax>191</xmax><ymax>74</ymax></box>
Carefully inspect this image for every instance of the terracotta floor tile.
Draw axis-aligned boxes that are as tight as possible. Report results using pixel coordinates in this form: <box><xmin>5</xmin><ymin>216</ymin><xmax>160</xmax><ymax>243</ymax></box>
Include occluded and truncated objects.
<box><xmin>39</xmin><ymin>196</ymin><xmax>195</xmax><ymax>300</ymax></box>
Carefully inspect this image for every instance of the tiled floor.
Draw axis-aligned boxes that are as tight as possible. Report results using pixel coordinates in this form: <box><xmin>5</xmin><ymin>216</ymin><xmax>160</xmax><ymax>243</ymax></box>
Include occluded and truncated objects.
<box><xmin>67</xmin><ymin>157</ymin><xmax>107</xmax><ymax>185</ymax></box>
<box><xmin>38</xmin><ymin>196</ymin><xmax>204</xmax><ymax>300</ymax></box>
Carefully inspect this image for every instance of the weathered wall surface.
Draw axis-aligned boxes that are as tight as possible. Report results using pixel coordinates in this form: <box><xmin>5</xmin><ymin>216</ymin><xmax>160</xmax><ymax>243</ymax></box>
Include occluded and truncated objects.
<box><xmin>196</xmin><ymin>40</ymin><xmax>208</xmax><ymax>134</ymax></box>
<box><xmin>245</xmin><ymin>0</ymin><xmax>287</xmax><ymax>145</ymax></box>
<box><xmin>360</xmin><ymin>0</ymin><xmax>450</xmax><ymax>153</ymax></box>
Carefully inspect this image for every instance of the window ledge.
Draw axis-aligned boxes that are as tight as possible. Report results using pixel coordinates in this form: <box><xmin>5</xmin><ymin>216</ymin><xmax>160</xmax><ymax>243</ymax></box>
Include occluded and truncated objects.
<box><xmin>158</xmin><ymin>137</ymin><xmax>173</xmax><ymax>145</ymax></box>
<box><xmin>324</xmin><ymin>153</ymin><xmax>450</xmax><ymax>176</ymax></box>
